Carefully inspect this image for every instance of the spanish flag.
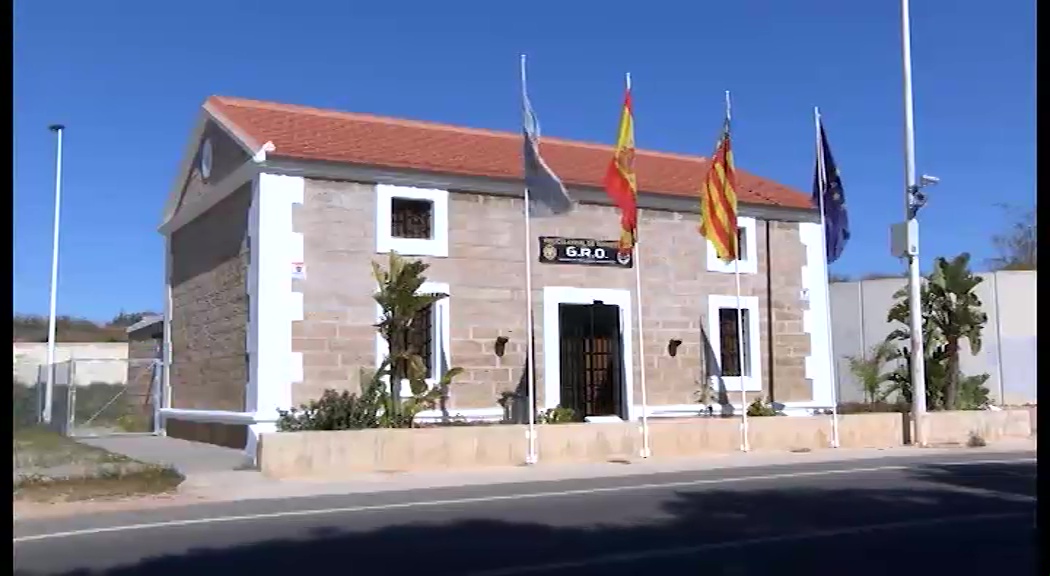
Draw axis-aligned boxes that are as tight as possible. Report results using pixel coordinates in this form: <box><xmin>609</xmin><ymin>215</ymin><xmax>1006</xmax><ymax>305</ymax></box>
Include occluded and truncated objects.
<box><xmin>602</xmin><ymin>85</ymin><xmax>638</xmax><ymax>257</ymax></box>
<box><xmin>699</xmin><ymin>113</ymin><xmax>738</xmax><ymax>262</ymax></box>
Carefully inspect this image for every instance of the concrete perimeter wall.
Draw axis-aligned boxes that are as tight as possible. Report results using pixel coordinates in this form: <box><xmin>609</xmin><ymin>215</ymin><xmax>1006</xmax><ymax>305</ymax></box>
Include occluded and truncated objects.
<box><xmin>830</xmin><ymin>271</ymin><xmax>1037</xmax><ymax>406</ymax></box>
<box><xmin>257</xmin><ymin>409</ymin><xmax>1033</xmax><ymax>479</ymax></box>
<box><xmin>12</xmin><ymin>342</ymin><xmax>130</xmax><ymax>386</ymax></box>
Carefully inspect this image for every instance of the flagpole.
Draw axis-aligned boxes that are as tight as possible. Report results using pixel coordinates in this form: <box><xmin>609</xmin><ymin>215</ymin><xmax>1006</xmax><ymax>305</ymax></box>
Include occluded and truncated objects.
<box><xmin>814</xmin><ymin>107</ymin><xmax>841</xmax><ymax>448</ymax></box>
<box><xmin>625</xmin><ymin>72</ymin><xmax>652</xmax><ymax>459</ymax></box>
<box><xmin>520</xmin><ymin>54</ymin><xmax>539</xmax><ymax>466</ymax></box>
<box><xmin>726</xmin><ymin>91</ymin><xmax>750</xmax><ymax>453</ymax></box>
<box><xmin>42</xmin><ymin>124</ymin><xmax>65</xmax><ymax>426</ymax></box>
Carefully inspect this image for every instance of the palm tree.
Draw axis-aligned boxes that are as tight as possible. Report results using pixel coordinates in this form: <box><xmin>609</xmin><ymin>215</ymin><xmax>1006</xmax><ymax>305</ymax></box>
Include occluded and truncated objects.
<box><xmin>884</xmin><ymin>253</ymin><xmax>987</xmax><ymax>410</ymax></box>
<box><xmin>924</xmin><ymin>253</ymin><xmax>987</xmax><ymax>409</ymax></box>
<box><xmin>846</xmin><ymin>341</ymin><xmax>898</xmax><ymax>403</ymax></box>
<box><xmin>371</xmin><ymin>251</ymin><xmax>448</xmax><ymax>422</ymax></box>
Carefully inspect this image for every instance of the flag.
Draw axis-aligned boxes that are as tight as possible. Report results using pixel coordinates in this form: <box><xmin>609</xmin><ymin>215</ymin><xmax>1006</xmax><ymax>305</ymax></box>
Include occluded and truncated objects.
<box><xmin>813</xmin><ymin>120</ymin><xmax>851</xmax><ymax>263</ymax></box>
<box><xmin>522</xmin><ymin>84</ymin><xmax>573</xmax><ymax>218</ymax></box>
<box><xmin>603</xmin><ymin>86</ymin><xmax>638</xmax><ymax>256</ymax></box>
<box><xmin>699</xmin><ymin>115</ymin><xmax>738</xmax><ymax>262</ymax></box>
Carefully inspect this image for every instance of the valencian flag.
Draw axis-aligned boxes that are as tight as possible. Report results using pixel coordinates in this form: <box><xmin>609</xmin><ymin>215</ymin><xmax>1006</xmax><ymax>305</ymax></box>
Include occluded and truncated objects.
<box><xmin>699</xmin><ymin>113</ymin><xmax>739</xmax><ymax>262</ymax></box>
<box><xmin>813</xmin><ymin>120</ymin><xmax>851</xmax><ymax>263</ymax></box>
<box><xmin>602</xmin><ymin>85</ymin><xmax>638</xmax><ymax>257</ymax></box>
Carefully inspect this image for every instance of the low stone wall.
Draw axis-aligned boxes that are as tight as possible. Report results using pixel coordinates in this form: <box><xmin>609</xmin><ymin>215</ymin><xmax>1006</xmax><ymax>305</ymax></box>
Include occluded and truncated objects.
<box><xmin>257</xmin><ymin>410</ymin><xmax>1034</xmax><ymax>479</ymax></box>
<box><xmin>915</xmin><ymin>409</ymin><xmax>1033</xmax><ymax>445</ymax></box>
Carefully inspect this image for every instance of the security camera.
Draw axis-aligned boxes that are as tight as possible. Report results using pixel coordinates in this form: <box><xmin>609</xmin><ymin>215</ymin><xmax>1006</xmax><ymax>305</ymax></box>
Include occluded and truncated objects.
<box><xmin>920</xmin><ymin>174</ymin><xmax>940</xmax><ymax>186</ymax></box>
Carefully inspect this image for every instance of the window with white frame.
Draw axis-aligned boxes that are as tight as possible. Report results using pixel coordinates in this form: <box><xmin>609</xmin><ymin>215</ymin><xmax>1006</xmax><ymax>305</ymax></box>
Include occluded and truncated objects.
<box><xmin>706</xmin><ymin>294</ymin><xmax>762</xmax><ymax>392</ymax></box>
<box><xmin>375</xmin><ymin>281</ymin><xmax>451</xmax><ymax>397</ymax></box>
<box><xmin>376</xmin><ymin>184</ymin><xmax>449</xmax><ymax>257</ymax></box>
<box><xmin>706</xmin><ymin>216</ymin><xmax>758</xmax><ymax>274</ymax></box>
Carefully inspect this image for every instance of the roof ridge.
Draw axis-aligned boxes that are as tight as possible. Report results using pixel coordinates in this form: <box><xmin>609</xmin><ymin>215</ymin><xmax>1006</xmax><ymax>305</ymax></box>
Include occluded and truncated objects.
<box><xmin>208</xmin><ymin>95</ymin><xmax>708</xmax><ymax>163</ymax></box>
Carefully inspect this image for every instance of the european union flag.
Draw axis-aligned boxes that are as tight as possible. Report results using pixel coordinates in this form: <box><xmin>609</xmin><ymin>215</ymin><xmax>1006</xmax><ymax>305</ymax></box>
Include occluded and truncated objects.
<box><xmin>522</xmin><ymin>83</ymin><xmax>574</xmax><ymax>218</ymax></box>
<box><xmin>813</xmin><ymin>121</ymin><xmax>850</xmax><ymax>263</ymax></box>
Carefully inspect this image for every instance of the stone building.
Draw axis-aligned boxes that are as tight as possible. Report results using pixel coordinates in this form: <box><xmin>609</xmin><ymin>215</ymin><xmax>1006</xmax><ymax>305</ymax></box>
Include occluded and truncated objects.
<box><xmin>157</xmin><ymin>96</ymin><xmax>834</xmax><ymax>452</ymax></box>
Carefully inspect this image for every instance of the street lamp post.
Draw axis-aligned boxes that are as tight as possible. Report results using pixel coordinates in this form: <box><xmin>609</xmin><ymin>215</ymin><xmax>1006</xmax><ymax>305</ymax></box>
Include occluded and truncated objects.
<box><xmin>899</xmin><ymin>0</ymin><xmax>939</xmax><ymax>446</ymax></box>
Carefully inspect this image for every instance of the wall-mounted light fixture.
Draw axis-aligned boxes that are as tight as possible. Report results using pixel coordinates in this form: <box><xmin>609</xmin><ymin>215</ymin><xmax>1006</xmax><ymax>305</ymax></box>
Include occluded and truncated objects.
<box><xmin>494</xmin><ymin>336</ymin><xmax>509</xmax><ymax>358</ymax></box>
<box><xmin>667</xmin><ymin>338</ymin><xmax>682</xmax><ymax>358</ymax></box>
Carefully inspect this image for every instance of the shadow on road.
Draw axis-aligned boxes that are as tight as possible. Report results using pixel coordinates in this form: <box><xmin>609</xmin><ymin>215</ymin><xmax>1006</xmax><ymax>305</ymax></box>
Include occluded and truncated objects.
<box><xmin>18</xmin><ymin>462</ymin><xmax>1037</xmax><ymax>576</ymax></box>
<box><xmin>909</xmin><ymin>461</ymin><xmax>1038</xmax><ymax>498</ymax></box>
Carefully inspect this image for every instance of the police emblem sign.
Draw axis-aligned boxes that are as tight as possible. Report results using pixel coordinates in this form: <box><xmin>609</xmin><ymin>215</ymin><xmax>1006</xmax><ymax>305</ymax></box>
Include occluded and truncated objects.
<box><xmin>537</xmin><ymin>236</ymin><xmax>633</xmax><ymax>268</ymax></box>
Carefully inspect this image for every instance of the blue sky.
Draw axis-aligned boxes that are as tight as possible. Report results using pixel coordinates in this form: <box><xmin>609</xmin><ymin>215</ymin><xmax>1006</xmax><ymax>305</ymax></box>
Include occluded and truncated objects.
<box><xmin>13</xmin><ymin>0</ymin><xmax>1035</xmax><ymax>322</ymax></box>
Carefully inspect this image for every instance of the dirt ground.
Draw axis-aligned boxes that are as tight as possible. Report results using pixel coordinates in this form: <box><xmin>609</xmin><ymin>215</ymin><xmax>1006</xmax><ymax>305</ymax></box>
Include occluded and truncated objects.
<box><xmin>13</xmin><ymin>427</ymin><xmax>184</xmax><ymax>503</ymax></box>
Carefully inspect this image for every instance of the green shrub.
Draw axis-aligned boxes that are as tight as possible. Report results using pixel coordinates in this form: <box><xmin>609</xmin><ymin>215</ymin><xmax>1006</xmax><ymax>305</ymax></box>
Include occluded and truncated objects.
<box><xmin>837</xmin><ymin>401</ymin><xmax>911</xmax><ymax>415</ymax></box>
<box><xmin>746</xmin><ymin>398</ymin><xmax>783</xmax><ymax>417</ymax></box>
<box><xmin>539</xmin><ymin>406</ymin><xmax>579</xmax><ymax>424</ymax></box>
<box><xmin>957</xmin><ymin>373</ymin><xmax>992</xmax><ymax>410</ymax></box>
<box><xmin>277</xmin><ymin>389</ymin><xmax>382</xmax><ymax>432</ymax></box>
<box><xmin>277</xmin><ymin>367</ymin><xmax>388</xmax><ymax>432</ymax></box>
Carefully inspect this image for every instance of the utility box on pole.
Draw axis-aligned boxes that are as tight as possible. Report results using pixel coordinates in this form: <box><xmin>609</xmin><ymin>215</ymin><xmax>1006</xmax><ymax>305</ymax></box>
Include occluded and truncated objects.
<box><xmin>891</xmin><ymin>220</ymin><xmax>919</xmax><ymax>258</ymax></box>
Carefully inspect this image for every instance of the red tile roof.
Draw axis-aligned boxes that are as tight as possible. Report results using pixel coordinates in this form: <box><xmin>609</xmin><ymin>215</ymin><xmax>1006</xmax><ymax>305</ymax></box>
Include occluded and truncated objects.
<box><xmin>206</xmin><ymin>96</ymin><xmax>814</xmax><ymax>210</ymax></box>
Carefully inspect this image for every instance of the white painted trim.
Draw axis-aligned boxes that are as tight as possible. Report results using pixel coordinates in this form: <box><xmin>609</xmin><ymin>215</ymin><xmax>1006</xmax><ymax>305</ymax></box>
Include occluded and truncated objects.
<box><xmin>634</xmin><ymin>401</ymin><xmax>839</xmax><ymax>418</ymax></box>
<box><xmin>160</xmin><ymin>236</ymin><xmax>172</xmax><ymax>436</ymax></box>
<box><xmin>706</xmin><ymin>216</ymin><xmax>758</xmax><ymax>275</ymax></box>
<box><xmin>158</xmin><ymin>408</ymin><xmax>275</xmax><ymax>425</ymax></box>
<box><xmin>203</xmin><ymin>101</ymin><xmax>264</xmax><ymax>157</ymax></box>
<box><xmin>777</xmin><ymin>400</ymin><xmax>838</xmax><ymax>416</ymax></box>
<box><xmin>707</xmin><ymin>294</ymin><xmax>763</xmax><ymax>392</ymax></box>
<box><xmin>160</xmin><ymin>112</ymin><xmax>210</xmax><ymax>227</ymax></box>
<box><xmin>375</xmin><ymin>281</ymin><xmax>452</xmax><ymax>398</ymax></box>
<box><xmin>799</xmin><ymin>222</ymin><xmax>834</xmax><ymax>406</ymax></box>
<box><xmin>159</xmin><ymin>105</ymin><xmax>263</xmax><ymax>230</ymax></box>
<box><xmin>160</xmin><ymin>159</ymin><xmax>260</xmax><ymax>235</ymax></box>
<box><xmin>375</xmin><ymin>184</ymin><xmax>449</xmax><ymax>258</ymax></box>
<box><xmin>245</xmin><ymin>173</ymin><xmax>304</xmax><ymax>458</ymax></box>
<box><xmin>125</xmin><ymin>315</ymin><xmax>163</xmax><ymax>335</ymax></box>
<box><xmin>542</xmin><ymin>286</ymin><xmax>636</xmax><ymax>420</ymax></box>
<box><xmin>413</xmin><ymin>406</ymin><xmax>504</xmax><ymax>423</ymax></box>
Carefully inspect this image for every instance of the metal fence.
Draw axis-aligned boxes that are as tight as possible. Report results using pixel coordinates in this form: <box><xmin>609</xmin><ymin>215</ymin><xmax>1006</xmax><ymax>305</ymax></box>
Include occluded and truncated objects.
<box><xmin>12</xmin><ymin>357</ymin><xmax>163</xmax><ymax>437</ymax></box>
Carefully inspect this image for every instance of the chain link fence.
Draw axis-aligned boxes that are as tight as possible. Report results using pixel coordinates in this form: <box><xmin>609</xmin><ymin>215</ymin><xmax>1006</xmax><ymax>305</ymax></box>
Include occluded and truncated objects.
<box><xmin>12</xmin><ymin>357</ymin><xmax>163</xmax><ymax>437</ymax></box>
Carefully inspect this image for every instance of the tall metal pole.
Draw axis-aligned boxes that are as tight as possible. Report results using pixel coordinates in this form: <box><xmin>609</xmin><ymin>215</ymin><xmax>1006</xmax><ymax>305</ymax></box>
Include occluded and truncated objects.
<box><xmin>42</xmin><ymin>124</ymin><xmax>65</xmax><ymax>425</ymax></box>
<box><xmin>520</xmin><ymin>54</ymin><xmax>539</xmax><ymax>465</ymax></box>
<box><xmin>627</xmin><ymin>72</ymin><xmax>652</xmax><ymax>459</ymax></box>
<box><xmin>726</xmin><ymin>90</ymin><xmax>749</xmax><ymax>453</ymax></box>
<box><xmin>901</xmin><ymin>0</ymin><xmax>927</xmax><ymax>445</ymax></box>
<box><xmin>813</xmin><ymin>108</ymin><xmax>841</xmax><ymax>448</ymax></box>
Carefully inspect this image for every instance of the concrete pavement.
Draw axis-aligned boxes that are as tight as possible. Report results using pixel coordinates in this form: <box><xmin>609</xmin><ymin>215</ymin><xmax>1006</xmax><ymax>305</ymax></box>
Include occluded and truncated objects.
<box><xmin>14</xmin><ymin>449</ymin><xmax>1036</xmax><ymax>575</ymax></box>
<box><xmin>77</xmin><ymin>436</ymin><xmax>250</xmax><ymax>474</ymax></box>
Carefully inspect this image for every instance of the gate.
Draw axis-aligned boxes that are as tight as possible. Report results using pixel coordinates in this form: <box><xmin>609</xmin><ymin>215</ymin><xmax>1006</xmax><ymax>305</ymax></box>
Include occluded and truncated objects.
<box><xmin>558</xmin><ymin>302</ymin><xmax>627</xmax><ymax>419</ymax></box>
<box><xmin>65</xmin><ymin>356</ymin><xmax>163</xmax><ymax>438</ymax></box>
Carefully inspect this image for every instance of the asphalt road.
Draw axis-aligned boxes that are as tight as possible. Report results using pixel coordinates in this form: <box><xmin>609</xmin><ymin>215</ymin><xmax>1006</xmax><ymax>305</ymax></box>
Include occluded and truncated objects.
<box><xmin>14</xmin><ymin>451</ymin><xmax>1038</xmax><ymax>576</ymax></box>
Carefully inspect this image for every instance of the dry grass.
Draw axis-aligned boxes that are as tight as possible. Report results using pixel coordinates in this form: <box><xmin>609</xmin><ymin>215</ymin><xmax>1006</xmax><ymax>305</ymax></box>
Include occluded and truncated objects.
<box><xmin>13</xmin><ymin>427</ymin><xmax>184</xmax><ymax>502</ymax></box>
<box><xmin>14</xmin><ymin>426</ymin><xmax>130</xmax><ymax>469</ymax></box>
<box><xmin>15</xmin><ymin>467</ymin><xmax>185</xmax><ymax>502</ymax></box>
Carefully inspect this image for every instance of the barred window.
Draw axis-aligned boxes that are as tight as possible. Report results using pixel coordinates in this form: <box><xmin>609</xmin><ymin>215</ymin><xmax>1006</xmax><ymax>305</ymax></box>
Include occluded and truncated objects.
<box><xmin>405</xmin><ymin>304</ymin><xmax>435</xmax><ymax>379</ymax></box>
<box><xmin>391</xmin><ymin>198</ymin><xmax>434</xmax><ymax>239</ymax></box>
<box><xmin>718</xmin><ymin>307</ymin><xmax>751</xmax><ymax>377</ymax></box>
